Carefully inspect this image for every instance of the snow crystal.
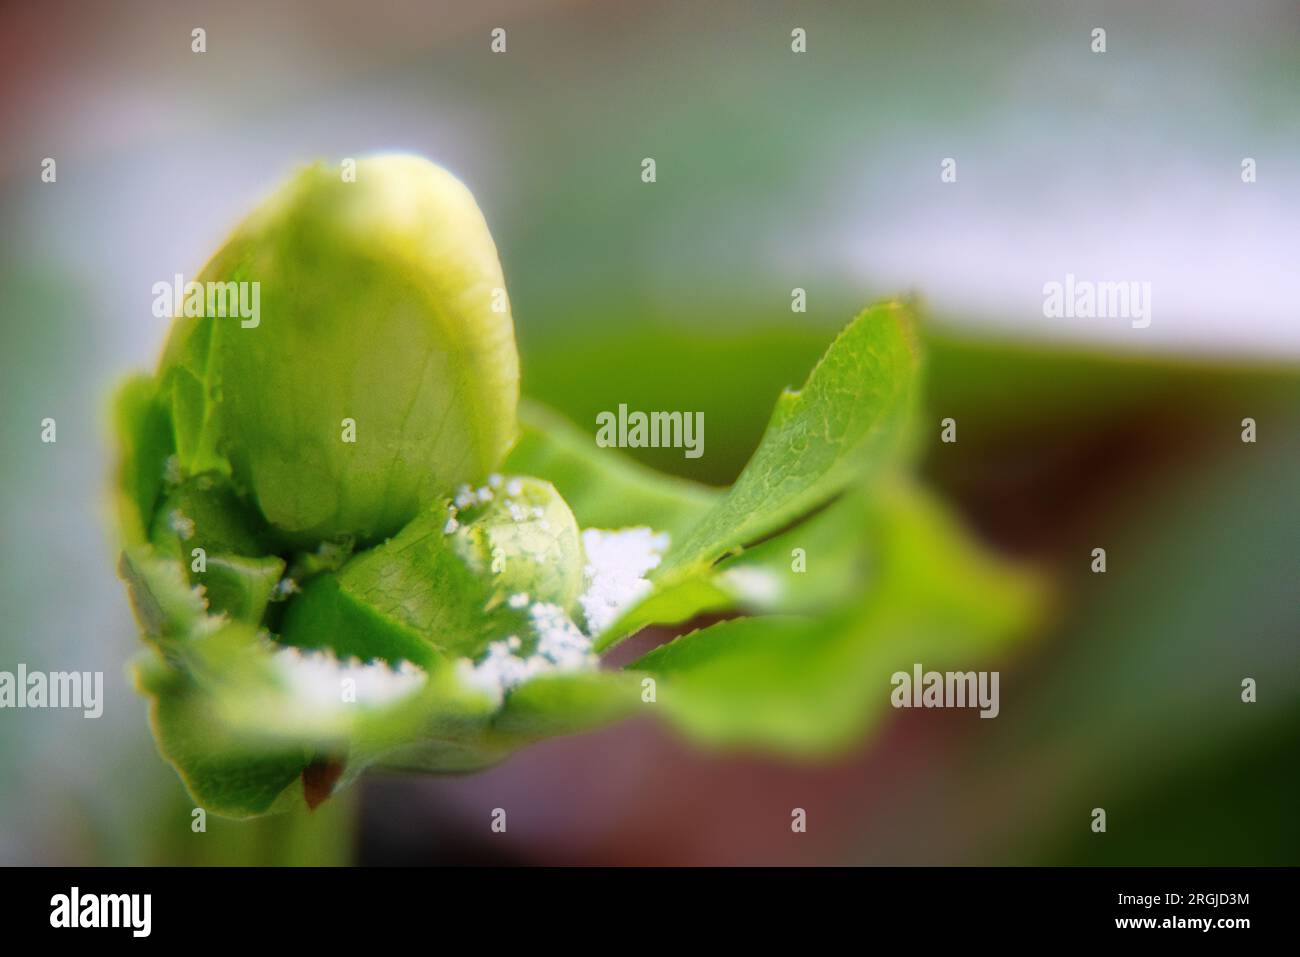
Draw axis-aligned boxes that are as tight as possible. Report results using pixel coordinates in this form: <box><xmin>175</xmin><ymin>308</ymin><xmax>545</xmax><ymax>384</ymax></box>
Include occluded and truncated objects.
<box><xmin>577</xmin><ymin>527</ymin><xmax>670</xmax><ymax>635</ymax></box>
<box><xmin>270</xmin><ymin>577</ymin><xmax>300</xmax><ymax>601</ymax></box>
<box><xmin>454</xmin><ymin>601</ymin><xmax>601</xmax><ymax>705</ymax></box>
<box><xmin>167</xmin><ymin>509</ymin><xmax>195</xmax><ymax>541</ymax></box>
<box><xmin>162</xmin><ymin>455</ymin><xmax>184</xmax><ymax>487</ymax></box>
<box><xmin>271</xmin><ymin>647</ymin><xmax>426</xmax><ymax>709</ymax></box>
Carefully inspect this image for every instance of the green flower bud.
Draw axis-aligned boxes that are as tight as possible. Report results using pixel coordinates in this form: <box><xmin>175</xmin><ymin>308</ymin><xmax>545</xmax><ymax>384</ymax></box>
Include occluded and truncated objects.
<box><xmin>158</xmin><ymin>154</ymin><xmax>519</xmax><ymax>543</ymax></box>
<box><xmin>447</xmin><ymin>475</ymin><xmax>584</xmax><ymax>614</ymax></box>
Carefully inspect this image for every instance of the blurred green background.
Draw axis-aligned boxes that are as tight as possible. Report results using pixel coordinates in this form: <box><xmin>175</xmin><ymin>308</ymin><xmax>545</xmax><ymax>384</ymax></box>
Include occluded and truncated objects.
<box><xmin>0</xmin><ymin>0</ymin><xmax>1296</xmax><ymax>864</ymax></box>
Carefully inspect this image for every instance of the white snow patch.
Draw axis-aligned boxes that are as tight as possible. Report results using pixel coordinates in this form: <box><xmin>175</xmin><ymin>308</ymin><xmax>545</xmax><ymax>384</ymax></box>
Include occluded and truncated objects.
<box><xmin>271</xmin><ymin>647</ymin><xmax>426</xmax><ymax>709</ymax></box>
<box><xmin>577</xmin><ymin>527</ymin><xmax>670</xmax><ymax>635</ymax></box>
<box><xmin>454</xmin><ymin>527</ymin><xmax>671</xmax><ymax>706</ymax></box>
<box><xmin>455</xmin><ymin>601</ymin><xmax>602</xmax><ymax>705</ymax></box>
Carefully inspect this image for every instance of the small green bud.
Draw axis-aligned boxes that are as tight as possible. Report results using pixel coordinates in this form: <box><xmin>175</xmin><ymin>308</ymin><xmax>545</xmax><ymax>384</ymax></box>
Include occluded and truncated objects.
<box><xmin>448</xmin><ymin>476</ymin><xmax>584</xmax><ymax>613</ymax></box>
<box><xmin>158</xmin><ymin>154</ymin><xmax>519</xmax><ymax>543</ymax></box>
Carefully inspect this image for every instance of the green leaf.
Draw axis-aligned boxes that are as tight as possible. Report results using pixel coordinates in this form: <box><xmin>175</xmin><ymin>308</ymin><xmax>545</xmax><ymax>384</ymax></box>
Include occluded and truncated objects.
<box><xmin>275</xmin><ymin>503</ymin><xmax>491</xmax><ymax>668</ymax></box>
<box><xmin>148</xmin><ymin>473</ymin><xmax>274</xmax><ymax>559</ymax></box>
<box><xmin>659</xmin><ymin>301</ymin><xmax>920</xmax><ymax>577</ymax></box>
<box><xmin>604</xmin><ymin>489</ymin><xmax>884</xmax><ymax>639</ymax></box>
<box><xmin>141</xmin><ymin>664</ymin><xmax>310</xmax><ymax>820</ymax></box>
<box><xmin>711</xmin><ymin>488</ymin><xmax>876</xmax><ymax>614</ymax></box>
<box><xmin>491</xmin><ymin>669</ymin><xmax>644</xmax><ymax>741</ymax></box>
<box><xmin>506</xmin><ymin>399</ymin><xmax>720</xmax><ymax>540</ymax></box>
<box><xmin>379</xmin><ymin>670</ymin><xmax>645</xmax><ymax>772</ymax></box>
<box><xmin>144</xmin><ymin>472</ymin><xmax>288</xmax><ymax>624</ymax></box>
<box><xmin>118</xmin><ymin>546</ymin><xmax>214</xmax><ymax>647</ymax></box>
<box><xmin>632</xmin><ymin>481</ymin><xmax>1043</xmax><ymax>755</ymax></box>
<box><xmin>595</xmin><ymin>301</ymin><xmax>921</xmax><ymax>649</ymax></box>
<box><xmin>278</xmin><ymin>477</ymin><xmax>583</xmax><ymax>667</ymax></box>
<box><xmin>110</xmin><ymin>374</ymin><xmax>176</xmax><ymax>547</ymax></box>
<box><xmin>199</xmin><ymin>554</ymin><xmax>287</xmax><ymax>625</ymax></box>
<box><xmin>136</xmin><ymin>615</ymin><xmax>505</xmax><ymax>810</ymax></box>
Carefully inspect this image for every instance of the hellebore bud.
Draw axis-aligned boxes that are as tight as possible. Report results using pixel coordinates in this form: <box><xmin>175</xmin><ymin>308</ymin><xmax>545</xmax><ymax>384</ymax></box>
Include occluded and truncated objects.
<box><xmin>157</xmin><ymin>154</ymin><xmax>519</xmax><ymax>542</ymax></box>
